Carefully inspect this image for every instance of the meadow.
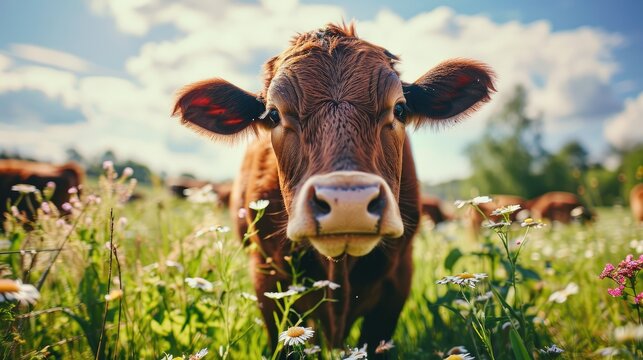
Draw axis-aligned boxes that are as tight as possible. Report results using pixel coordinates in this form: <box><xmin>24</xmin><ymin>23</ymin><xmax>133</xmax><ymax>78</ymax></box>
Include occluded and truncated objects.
<box><xmin>1</xmin><ymin>166</ymin><xmax>642</xmax><ymax>359</ymax></box>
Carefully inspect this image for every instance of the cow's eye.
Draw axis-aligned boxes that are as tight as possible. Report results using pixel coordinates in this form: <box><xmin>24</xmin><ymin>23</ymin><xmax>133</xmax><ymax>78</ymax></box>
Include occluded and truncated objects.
<box><xmin>393</xmin><ymin>103</ymin><xmax>407</xmax><ymax>122</ymax></box>
<box><xmin>267</xmin><ymin>108</ymin><xmax>281</xmax><ymax>127</ymax></box>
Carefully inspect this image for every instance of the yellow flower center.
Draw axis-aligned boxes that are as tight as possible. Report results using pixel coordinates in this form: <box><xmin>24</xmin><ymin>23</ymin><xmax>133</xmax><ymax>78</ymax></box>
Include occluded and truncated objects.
<box><xmin>286</xmin><ymin>326</ymin><xmax>305</xmax><ymax>337</ymax></box>
<box><xmin>457</xmin><ymin>273</ymin><xmax>475</xmax><ymax>279</ymax></box>
<box><xmin>524</xmin><ymin>218</ymin><xmax>534</xmax><ymax>223</ymax></box>
<box><xmin>0</xmin><ymin>279</ymin><xmax>20</xmax><ymax>293</ymax></box>
<box><xmin>445</xmin><ymin>355</ymin><xmax>464</xmax><ymax>360</ymax></box>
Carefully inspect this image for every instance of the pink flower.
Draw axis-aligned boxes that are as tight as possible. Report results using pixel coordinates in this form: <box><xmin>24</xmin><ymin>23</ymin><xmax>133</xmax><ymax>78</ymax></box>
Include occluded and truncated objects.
<box><xmin>122</xmin><ymin>167</ymin><xmax>134</xmax><ymax>177</ymax></box>
<box><xmin>68</xmin><ymin>187</ymin><xmax>78</xmax><ymax>194</ymax></box>
<box><xmin>103</xmin><ymin>160</ymin><xmax>114</xmax><ymax>170</ymax></box>
<box><xmin>46</xmin><ymin>181</ymin><xmax>56</xmax><ymax>189</ymax></box>
<box><xmin>607</xmin><ymin>285</ymin><xmax>625</xmax><ymax>297</ymax></box>
<box><xmin>599</xmin><ymin>263</ymin><xmax>615</xmax><ymax>279</ymax></box>
<box><xmin>635</xmin><ymin>292</ymin><xmax>643</xmax><ymax>305</ymax></box>
<box><xmin>41</xmin><ymin>202</ymin><xmax>51</xmax><ymax>214</ymax></box>
<box><xmin>61</xmin><ymin>202</ymin><xmax>73</xmax><ymax>212</ymax></box>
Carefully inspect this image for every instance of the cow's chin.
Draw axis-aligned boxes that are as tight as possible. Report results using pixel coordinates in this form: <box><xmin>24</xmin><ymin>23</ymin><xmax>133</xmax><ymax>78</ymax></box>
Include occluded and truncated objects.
<box><xmin>308</xmin><ymin>235</ymin><xmax>381</xmax><ymax>258</ymax></box>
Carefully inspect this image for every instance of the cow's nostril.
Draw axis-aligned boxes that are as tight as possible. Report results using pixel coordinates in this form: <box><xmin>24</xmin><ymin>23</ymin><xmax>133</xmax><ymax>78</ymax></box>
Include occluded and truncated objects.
<box><xmin>311</xmin><ymin>193</ymin><xmax>331</xmax><ymax>216</ymax></box>
<box><xmin>367</xmin><ymin>194</ymin><xmax>385</xmax><ymax>216</ymax></box>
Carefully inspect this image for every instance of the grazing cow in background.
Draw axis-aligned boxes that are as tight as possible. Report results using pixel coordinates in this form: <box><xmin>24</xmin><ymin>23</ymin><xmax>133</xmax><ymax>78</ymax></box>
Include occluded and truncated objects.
<box><xmin>173</xmin><ymin>23</ymin><xmax>494</xmax><ymax>354</ymax></box>
<box><xmin>421</xmin><ymin>196</ymin><xmax>452</xmax><ymax>226</ymax></box>
<box><xmin>469</xmin><ymin>194</ymin><xmax>527</xmax><ymax>232</ymax></box>
<box><xmin>166</xmin><ymin>177</ymin><xmax>211</xmax><ymax>198</ymax></box>
<box><xmin>0</xmin><ymin>160</ymin><xmax>84</xmax><ymax>217</ymax></box>
<box><xmin>526</xmin><ymin>191</ymin><xmax>592</xmax><ymax>224</ymax></box>
<box><xmin>167</xmin><ymin>177</ymin><xmax>232</xmax><ymax>207</ymax></box>
<box><xmin>629</xmin><ymin>184</ymin><xmax>643</xmax><ymax>223</ymax></box>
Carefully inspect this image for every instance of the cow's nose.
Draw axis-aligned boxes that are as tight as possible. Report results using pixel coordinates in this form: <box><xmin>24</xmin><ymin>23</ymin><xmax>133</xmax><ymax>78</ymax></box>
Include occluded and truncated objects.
<box><xmin>310</xmin><ymin>183</ymin><xmax>383</xmax><ymax>233</ymax></box>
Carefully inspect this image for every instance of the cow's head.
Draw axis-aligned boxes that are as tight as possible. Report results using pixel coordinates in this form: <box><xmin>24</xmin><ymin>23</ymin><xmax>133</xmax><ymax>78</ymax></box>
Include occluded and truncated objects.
<box><xmin>173</xmin><ymin>24</ymin><xmax>494</xmax><ymax>258</ymax></box>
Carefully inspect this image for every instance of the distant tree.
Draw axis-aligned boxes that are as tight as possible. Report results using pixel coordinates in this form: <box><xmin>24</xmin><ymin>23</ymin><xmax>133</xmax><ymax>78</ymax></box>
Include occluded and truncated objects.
<box><xmin>65</xmin><ymin>147</ymin><xmax>85</xmax><ymax>164</ymax></box>
<box><xmin>540</xmin><ymin>141</ymin><xmax>589</xmax><ymax>195</ymax></box>
<box><xmin>465</xmin><ymin>86</ymin><xmax>546</xmax><ymax>197</ymax></box>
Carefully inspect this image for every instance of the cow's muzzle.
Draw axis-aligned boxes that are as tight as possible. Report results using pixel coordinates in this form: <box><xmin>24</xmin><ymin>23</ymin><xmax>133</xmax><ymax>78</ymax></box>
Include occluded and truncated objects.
<box><xmin>287</xmin><ymin>171</ymin><xmax>404</xmax><ymax>257</ymax></box>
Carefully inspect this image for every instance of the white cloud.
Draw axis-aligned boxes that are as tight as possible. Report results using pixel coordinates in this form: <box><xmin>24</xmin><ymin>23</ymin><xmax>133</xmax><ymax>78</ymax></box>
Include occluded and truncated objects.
<box><xmin>0</xmin><ymin>1</ymin><xmax>631</xmax><ymax>184</ymax></box>
<box><xmin>604</xmin><ymin>92</ymin><xmax>643</xmax><ymax>149</ymax></box>
<box><xmin>9</xmin><ymin>44</ymin><xmax>93</xmax><ymax>73</ymax></box>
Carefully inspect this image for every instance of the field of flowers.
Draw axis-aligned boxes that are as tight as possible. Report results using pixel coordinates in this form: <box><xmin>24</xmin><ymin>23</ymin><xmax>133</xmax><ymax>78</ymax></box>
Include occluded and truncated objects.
<box><xmin>1</xmin><ymin>166</ymin><xmax>642</xmax><ymax>359</ymax></box>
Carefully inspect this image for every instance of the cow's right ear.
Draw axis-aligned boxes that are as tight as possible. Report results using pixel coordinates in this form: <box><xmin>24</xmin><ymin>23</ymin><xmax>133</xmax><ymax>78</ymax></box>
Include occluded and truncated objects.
<box><xmin>172</xmin><ymin>79</ymin><xmax>266</xmax><ymax>139</ymax></box>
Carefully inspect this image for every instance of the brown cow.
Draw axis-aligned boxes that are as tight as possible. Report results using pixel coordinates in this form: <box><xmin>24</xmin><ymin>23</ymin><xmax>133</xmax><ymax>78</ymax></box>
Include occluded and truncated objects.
<box><xmin>172</xmin><ymin>23</ymin><xmax>494</xmax><ymax>354</ymax></box>
<box><xmin>421</xmin><ymin>196</ymin><xmax>452</xmax><ymax>226</ymax></box>
<box><xmin>0</xmin><ymin>159</ymin><xmax>84</xmax><ymax>217</ymax></box>
<box><xmin>526</xmin><ymin>191</ymin><xmax>592</xmax><ymax>224</ymax></box>
<box><xmin>167</xmin><ymin>177</ymin><xmax>232</xmax><ymax>206</ymax></box>
<box><xmin>468</xmin><ymin>194</ymin><xmax>527</xmax><ymax>232</ymax></box>
<box><xmin>631</xmin><ymin>184</ymin><xmax>643</xmax><ymax>223</ymax></box>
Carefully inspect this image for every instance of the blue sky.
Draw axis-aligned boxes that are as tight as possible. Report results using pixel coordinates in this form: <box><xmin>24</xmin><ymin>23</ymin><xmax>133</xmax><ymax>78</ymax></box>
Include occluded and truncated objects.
<box><xmin>0</xmin><ymin>0</ymin><xmax>641</xmax><ymax>183</ymax></box>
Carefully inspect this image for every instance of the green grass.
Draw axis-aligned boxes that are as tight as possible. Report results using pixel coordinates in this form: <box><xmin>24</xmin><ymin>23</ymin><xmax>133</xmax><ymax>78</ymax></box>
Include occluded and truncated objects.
<box><xmin>1</xmin><ymin>172</ymin><xmax>642</xmax><ymax>359</ymax></box>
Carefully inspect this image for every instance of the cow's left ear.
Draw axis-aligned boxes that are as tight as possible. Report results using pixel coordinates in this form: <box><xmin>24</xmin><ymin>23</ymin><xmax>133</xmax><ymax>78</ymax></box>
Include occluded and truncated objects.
<box><xmin>172</xmin><ymin>78</ymin><xmax>266</xmax><ymax>140</ymax></box>
<box><xmin>403</xmin><ymin>59</ymin><xmax>495</xmax><ymax>125</ymax></box>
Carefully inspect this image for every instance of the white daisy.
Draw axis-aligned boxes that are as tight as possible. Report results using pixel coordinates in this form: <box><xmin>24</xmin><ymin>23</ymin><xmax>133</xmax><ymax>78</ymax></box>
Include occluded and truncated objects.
<box><xmin>165</xmin><ymin>260</ymin><xmax>184</xmax><ymax>272</ymax></box>
<box><xmin>436</xmin><ymin>273</ymin><xmax>488</xmax><ymax>288</ymax></box>
<box><xmin>444</xmin><ymin>353</ymin><xmax>475</xmax><ymax>360</ymax></box>
<box><xmin>343</xmin><ymin>344</ymin><xmax>368</xmax><ymax>359</ymax></box>
<box><xmin>249</xmin><ymin>199</ymin><xmax>270</xmax><ymax>210</ymax></box>
<box><xmin>11</xmin><ymin>184</ymin><xmax>37</xmax><ymax>194</ymax></box>
<box><xmin>614</xmin><ymin>323</ymin><xmax>643</xmax><ymax>343</ymax></box>
<box><xmin>0</xmin><ymin>279</ymin><xmax>40</xmax><ymax>305</ymax></box>
<box><xmin>288</xmin><ymin>284</ymin><xmax>307</xmax><ymax>293</ymax></box>
<box><xmin>240</xmin><ymin>292</ymin><xmax>258</xmax><ymax>301</ymax></box>
<box><xmin>520</xmin><ymin>218</ymin><xmax>546</xmax><ymax>228</ymax></box>
<box><xmin>491</xmin><ymin>204</ymin><xmax>521</xmax><ymax>216</ymax></box>
<box><xmin>548</xmin><ymin>283</ymin><xmax>579</xmax><ymax>304</ymax></box>
<box><xmin>304</xmin><ymin>345</ymin><xmax>321</xmax><ymax>355</ymax></box>
<box><xmin>189</xmin><ymin>348</ymin><xmax>208</xmax><ymax>360</ymax></box>
<box><xmin>454</xmin><ymin>196</ymin><xmax>492</xmax><ymax>208</ymax></box>
<box><xmin>264</xmin><ymin>289</ymin><xmax>298</xmax><ymax>299</ymax></box>
<box><xmin>313</xmin><ymin>280</ymin><xmax>341</xmax><ymax>290</ymax></box>
<box><xmin>185</xmin><ymin>277</ymin><xmax>215</xmax><ymax>292</ymax></box>
<box><xmin>538</xmin><ymin>344</ymin><xmax>564</xmax><ymax>356</ymax></box>
<box><xmin>278</xmin><ymin>326</ymin><xmax>314</xmax><ymax>346</ymax></box>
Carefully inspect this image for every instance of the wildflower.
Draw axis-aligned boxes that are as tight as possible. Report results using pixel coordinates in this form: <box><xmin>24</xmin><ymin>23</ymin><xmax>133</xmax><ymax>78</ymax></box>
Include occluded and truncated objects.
<box><xmin>189</xmin><ymin>348</ymin><xmax>208</xmax><ymax>360</ymax></box>
<box><xmin>343</xmin><ymin>344</ymin><xmax>367</xmax><ymax>359</ymax></box>
<box><xmin>263</xmin><ymin>289</ymin><xmax>298</xmax><ymax>299</ymax></box>
<box><xmin>103</xmin><ymin>160</ymin><xmax>114</xmax><ymax>170</ymax></box>
<box><xmin>304</xmin><ymin>345</ymin><xmax>321</xmax><ymax>355</ymax></box>
<box><xmin>635</xmin><ymin>292</ymin><xmax>643</xmax><ymax>304</ymax></box>
<box><xmin>104</xmin><ymin>289</ymin><xmax>123</xmax><ymax>302</ymax></box>
<box><xmin>165</xmin><ymin>260</ymin><xmax>184</xmax><ymax>272</ymax></box>
<box><xmin>46</xmin><ymin>181</ymin><xmax>56</xmax><ymax>189</ymax></box>
<box><xmin>61</xmin><ymin>202</ymin><xmax>73</xmax><ymax>212</ymax></box>
<box><xmin>184</xmin><ymin>184</ymin><xmax>218</xmax><ymax>204</ymax></box>
<box><xmin>483</xmin><ymin>221</ymin><xmax>511</xmax><ymax>229</ymax></box>
<box><xmin>87</xmin><ymin>194</ymin><xmax>101</xmax><ymax>205</ymax></box>
<box><xmin>446</xmin><ymin>346</ymin><xmax>469</xmax><ymax>355</ymax></box>
<box><xmin>491</xmin><ymin>204</ymin><xmax>521</xmax><ymax>216</ymax></box>
<box><xmin>444</xmin><ymin>354</ymin><xmax>474</xmax><ymax>360</ymax></box>
<box><xmin>215</xmin><ymin>225</ymin><xmax>230</xmax><ymax>233</ymax></box>
<box><xmin>596</xmin><ymin>347</ymin><xmax>619</xmax><ymax>356</ymax></box>
<box><xmin>241</xmin><ymin>292</ymin><xmax>258</xmax><ymax>301</ymax></box>
<box><xmin>614</xmin><ymin>323</ymin><xmax>643</xmax><ymax>343</ymax></box>
<box><xmin>436</xmin><ymin>272</ymin><xmax>488</xmax><ymax>288</ymax></box>
<box><xmin>313</xmin><ymin>280</ymin><xmax>341</xmax><ymax>290</ymax></box>
<box><xmin>40</xmin><ymin>202</ymin><xmax>51</xmax><ymax>214</ymax></box>
<box><xmin>237</xmin><ymin>208</ymin><xmax>247</xmax><ymax>219</ymax></box>
<box><xmin>278</xmin><ymin>326</ymin><xmax>314</xmax><ymax>346</ymax></box>
<box><xmin>607</xmin><ymin>285</ymin><xmax>624</xmax><ymax>297</ymax></box>
<box><xmin>520</xmin><ymin>218</ymin><xmax>546</xmax><ymax>228</ymax></box>
<box><xmin>122</xmin><ymin>167</ymin><xmax>134</xmax><ymax>177</ymax></box>
<box><xmin>0</xmin><ymin>279</ymin><xmax>40</xmax><ymax>305</ymax></box>
<box><xmin>548</xmin><ymin>282</ymin><xmax>579</xmax><ymax>303</ymax></box>
<box><xmin>11</xmin><ymin>206</ymin><xmax>19</xmax><ymax>217</ymax></box>
<box><xmin>288</xmin><ymin>284</ymin><xmax>307</xmax><ymax>293</ymax></box>
<box><xmin>185</xmin><ymin>277</ymin><xmax>215</xmax><ymax>292</ymax></box>
<box><xmin>454</xmin><ymin>196</ymin><xmax>492</xmax><ymax>208</ymax></box>
<box><xmin>249</xmin><ymin>199</ymin><xmax>269</xmax><ymax>210</ymax></box>
<box><xmin>117</xmin><ymin>216</ymin><xmax>128</xmax><ymax>228</ymax></box>
<box><xmin>599</xmin><ymin>263</ymin><xmax>615</xmax><ymax>279</ymax></box>
<box><xmin>474</xmin><ymin>292</ymin><xmax>493</xmax><ymax>302</ymax></box>
<box><xmin>11</xmin><ymin>184</ymin><xmax>37</xmax><ymax>194</ymax></box>
<box><xmin>375</xmin><ymin>339</ymin><xmax>394</xmax><ymax>354</ymax></box>
<box><xmin>67</xmin><ymin>187</ymin><xmax>78</xmax><ymax>194</ymax></box>
<box><xmin>538</xmin><ymin>344</ymin><xmax>564</xmax><ymax>357</ymax></box>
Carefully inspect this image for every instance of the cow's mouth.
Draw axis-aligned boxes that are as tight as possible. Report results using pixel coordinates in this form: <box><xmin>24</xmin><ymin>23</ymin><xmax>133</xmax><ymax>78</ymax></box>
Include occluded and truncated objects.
<box><xmin>308</xmin><ymin>234</ymin><xmax>381</xmax><ymax>258</ymax></box>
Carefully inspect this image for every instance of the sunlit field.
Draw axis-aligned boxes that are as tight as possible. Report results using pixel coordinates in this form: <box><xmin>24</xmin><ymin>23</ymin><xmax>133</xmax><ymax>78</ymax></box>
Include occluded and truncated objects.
<box><xmin>1</xmin><ymin>167</ymin><xmax>642</xmax><ymax>359</ymax></box>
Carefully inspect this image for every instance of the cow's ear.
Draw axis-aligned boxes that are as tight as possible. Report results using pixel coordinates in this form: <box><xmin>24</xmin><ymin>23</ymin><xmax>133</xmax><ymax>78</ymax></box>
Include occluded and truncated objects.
<box><xmin>403</xmin><ymin>59</ymin><xmax>495</xmax><ymax>126</ymax></box>
<box><xmin>172</xmin><ymin>79</ymin><xmax>266</xmax><ymax>139</ymax></box>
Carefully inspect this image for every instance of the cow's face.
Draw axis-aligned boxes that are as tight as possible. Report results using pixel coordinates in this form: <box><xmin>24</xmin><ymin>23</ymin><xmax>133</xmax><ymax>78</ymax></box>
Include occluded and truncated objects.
<box><xmin>173</xmin><ymin>24</ymin><xmax>495</xmax><ymax>258</ymax></box>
